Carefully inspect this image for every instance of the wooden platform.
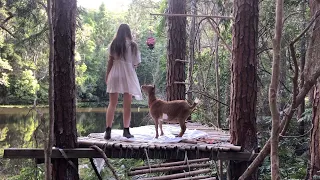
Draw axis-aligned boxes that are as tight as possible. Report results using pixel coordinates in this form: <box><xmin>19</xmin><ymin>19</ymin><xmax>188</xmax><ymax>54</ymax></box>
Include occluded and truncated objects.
<box><xmin>3</xmin><ymin>123</ymin><xmax>257</xmax><ymax>161</ymax></box>
<box><xmin>77</xmin><ymin>123</ymin><xmax>256</xmax><ymax>161</ymax></box>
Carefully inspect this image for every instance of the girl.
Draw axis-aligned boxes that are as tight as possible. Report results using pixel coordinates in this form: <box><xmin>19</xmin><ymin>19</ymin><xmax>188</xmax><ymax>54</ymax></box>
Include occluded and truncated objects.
<box><xmin>104</xmin><ymin>24</ymin><xmax>142</xmax><ymax>139</ymax></box>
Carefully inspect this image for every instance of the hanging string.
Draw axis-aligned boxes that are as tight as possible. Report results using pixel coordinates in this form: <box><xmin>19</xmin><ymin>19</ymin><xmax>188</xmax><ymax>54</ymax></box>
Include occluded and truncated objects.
<box><xmin>144</xmin><ymin>148</ymin><xmax>152</xmax><ymax>173</ymax></box>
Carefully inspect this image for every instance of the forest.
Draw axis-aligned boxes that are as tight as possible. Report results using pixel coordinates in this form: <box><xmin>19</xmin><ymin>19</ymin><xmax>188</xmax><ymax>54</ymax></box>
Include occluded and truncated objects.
<box><xmin>1</xmin><ymin>0</ymin><xmax>320</xmax><ymax>179</ymax></box>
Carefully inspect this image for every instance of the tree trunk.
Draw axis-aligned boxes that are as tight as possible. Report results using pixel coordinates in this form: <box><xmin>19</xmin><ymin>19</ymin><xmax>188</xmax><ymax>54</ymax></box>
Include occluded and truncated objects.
<box><xmin>214</xmin><ymin>35</ymin><xmax>221</xmax><ymax>128</ymax></box>
<box><xmin>308</xmin><ymin>0</ymin><xmax>320</xmax><ymax>179</ymax></box>
<box><xmin>187</xmin><ymin>0</ymin><xmax>196</xmax><ymax>103</ymax></box>
<box><xmin>269</xmin><ymin>0</ymin><xmax>284</xmax><ymax>179</ymax></box>
<box><xmin>228</xmin><ymin>0</ymin><xmax>258</xmax><ymax>179</ymax></box>
<box><xmin>279</xmin><ymin>47</ymin><xmax>287</xmax><ymax>109</ymax></box>
<box><xmin>298</xmin><ymin>0</ymin><xmax>307</xmax><ymax>136</ymax></box>
<box><xmin>309</xmin><ymin>85</ymin><xmax>320</xmax><ymax>179</ymax></box>
<box><xmin>45</xmin><ymin>0</ymin><xmax>54</xmax><ymax>179</ymax></box>
<box><xmin>52</xmin><ymin>0</ymin><xmax>79</xmax><ymax>179</ymax></box>
<box><xmin>166</xmin><ymin>0</ymin><xmax>187</xmax><ymax>101</ymax></box>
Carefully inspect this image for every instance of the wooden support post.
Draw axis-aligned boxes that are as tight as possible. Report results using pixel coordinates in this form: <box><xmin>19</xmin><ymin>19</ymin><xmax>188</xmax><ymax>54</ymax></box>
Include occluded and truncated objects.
<box><xmin>174</xmin><ymin>81</ymin><xmax>190</xmax><ymax>85</ymax></box>
<box><xmin>175</xmin><ymin>59</ymin><xmax>189</xmax><ymax>63</ymax></box>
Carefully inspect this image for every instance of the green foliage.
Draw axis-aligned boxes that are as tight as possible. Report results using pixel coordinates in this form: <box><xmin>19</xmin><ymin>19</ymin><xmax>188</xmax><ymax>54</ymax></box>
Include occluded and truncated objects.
<box><xmin>8</xmin><ymin>166</ymin><xmax>44</xmax><ymax>180</ymax></box>
<box><xmin>79</xmin><ymin>158</ymin><xmax>145</xmax><ymax>180</ymax></box>
<box><xmin>10</xmin><ymin>70</ymin><xmax>39</xmax><ymax>103</ymax></box>
<box><xmin>155</xmin><ymin>0</ymin><xmax>167</xmax><ymax>37</ymax></box>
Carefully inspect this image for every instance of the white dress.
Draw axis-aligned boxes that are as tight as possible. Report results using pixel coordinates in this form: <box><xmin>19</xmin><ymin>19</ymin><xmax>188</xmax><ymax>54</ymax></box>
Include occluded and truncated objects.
<box><xmin>106</xmin><ymin>41</ymin><xmax>143</xmax><ymax>100</ymax></box>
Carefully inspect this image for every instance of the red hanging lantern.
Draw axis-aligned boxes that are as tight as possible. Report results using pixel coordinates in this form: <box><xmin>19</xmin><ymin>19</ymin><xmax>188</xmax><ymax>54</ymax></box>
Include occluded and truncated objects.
<box><xmin>146</xmin><ymin>30</ymin><xmax>156</xmax><ymax>49</ymax></box>
<box><xmin>146</xmin><ymin>36</ymin><xmax>155</xmax><ymax>49</ymax></box>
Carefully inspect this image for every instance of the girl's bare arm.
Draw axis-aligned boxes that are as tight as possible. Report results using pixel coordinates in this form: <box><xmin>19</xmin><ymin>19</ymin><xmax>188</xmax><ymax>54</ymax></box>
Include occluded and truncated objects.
<box><xmin>105</xmin><ymin>55</ymin><xmax>114</xmax><ymax>84</ymax></box>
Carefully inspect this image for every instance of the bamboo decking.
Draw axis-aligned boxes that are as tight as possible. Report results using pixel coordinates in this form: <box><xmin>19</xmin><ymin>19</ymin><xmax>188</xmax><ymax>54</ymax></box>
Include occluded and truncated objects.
<box><xmin>77</xmin><ymin>123</ymin><xmax>256</xmax><ymax>161</ymax></box>
<box><xmin>3</xmin><ymin>123</ymin><xmax>257</xmax><ymax>161</ymax></box>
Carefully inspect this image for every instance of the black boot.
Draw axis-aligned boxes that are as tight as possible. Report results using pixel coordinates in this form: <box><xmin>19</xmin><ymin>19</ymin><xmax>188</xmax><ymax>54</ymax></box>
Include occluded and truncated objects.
<box><xmin>104</xmin><ymin>127</ymin><xmax>111</xmax><ymax>140</ymax></box>
<box><xmin>123</xmin><ymin>128</ymin><xmax>134</xmax><ymax>138</ymax></box>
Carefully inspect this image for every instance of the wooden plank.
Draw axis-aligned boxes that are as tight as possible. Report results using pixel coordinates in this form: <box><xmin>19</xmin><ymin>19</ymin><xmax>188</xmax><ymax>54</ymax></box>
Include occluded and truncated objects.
<box><xmin>3</xmin><ymin>148</ymin><xmax>101</xmax><ymax>159</ymax></box>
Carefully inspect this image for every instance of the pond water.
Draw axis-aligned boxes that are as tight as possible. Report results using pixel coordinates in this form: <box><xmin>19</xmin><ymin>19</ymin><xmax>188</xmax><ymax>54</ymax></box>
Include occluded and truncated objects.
<box><xmin>0</xmin><ymin>106</ymin><xmax>150</xmax><ymax>179</ymax></box>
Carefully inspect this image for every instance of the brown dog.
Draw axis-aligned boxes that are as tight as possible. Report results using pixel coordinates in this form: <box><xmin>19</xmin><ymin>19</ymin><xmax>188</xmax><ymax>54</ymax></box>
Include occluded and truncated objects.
<box><xmin>141</xmin><ymin>85</ymin><xmax>199</xmax><ymax>138</ymax></box>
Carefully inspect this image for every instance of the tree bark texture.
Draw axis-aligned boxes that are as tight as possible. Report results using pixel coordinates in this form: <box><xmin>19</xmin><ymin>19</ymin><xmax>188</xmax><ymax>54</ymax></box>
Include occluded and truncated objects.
<box><xmin>308</xmin><ymin>0</ymin><xmax>320</xmax><ymax>179</ymax></box>
<box><xmin>52</xmin><ymin>0</ymin><xmax>79</xmax><ymax>179</ymax></box>
<box><xmin>166</xmin><ymin>0</ymin><xmax>187</xmax><ymax>101</ymax></box>
<box><xmin>309</xmin><ymin>84</ymin><xmax>320</xmax><ymax>179</ymax></box>
<box><xmin>228</xmin><ymin>0</ymin><xmax>258</xmax><ymax>179</ymax></box>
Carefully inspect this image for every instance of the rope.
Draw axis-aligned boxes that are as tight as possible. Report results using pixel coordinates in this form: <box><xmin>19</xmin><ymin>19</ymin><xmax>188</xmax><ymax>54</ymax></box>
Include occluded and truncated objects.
<box><xmin>91</xmin><ymin>145</ymin><xmax>120</xmax><ymax>180</ymax></box>
<box><xmin>89</xmin><ymin>158</ymin><xmax>103</xmax><ymax>180</ymax></box>
<box><xmin>144</xmin><ymin>148</ymin><xmax>152</xmax><ymax>173</ymax></box>
<box><xmin>248</xmin><ymin>150</ymin><xmax>255</xmax><ymax>161</ymax></box>
<box><xmin>184</xmin><ymin>151</ymin><xmax>191</xmax><ymax>174</ymax></box>
<box><xmin>280</xmin><ymin>124</ymin><xmax>313</xmax><ymax>138</ymax></box>
<box><xmin>57</xmin><ymin>148</ymin><xmax>77</xmax><ymax>170</ymax></box>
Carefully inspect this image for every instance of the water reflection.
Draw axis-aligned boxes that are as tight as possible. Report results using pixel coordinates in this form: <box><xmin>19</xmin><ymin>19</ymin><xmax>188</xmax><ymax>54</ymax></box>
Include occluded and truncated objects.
<box><xmin>0</xmin><ymin>107</ymin><xmax>150</xmax><ymax>178</ymax></box>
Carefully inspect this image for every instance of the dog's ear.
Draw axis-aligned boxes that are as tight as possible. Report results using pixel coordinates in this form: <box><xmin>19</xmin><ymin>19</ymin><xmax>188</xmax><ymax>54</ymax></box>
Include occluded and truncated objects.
<box><xmin>152</xmin><ymin>85</ymin><xmax>155</xmax><ymax>93</ymax></box>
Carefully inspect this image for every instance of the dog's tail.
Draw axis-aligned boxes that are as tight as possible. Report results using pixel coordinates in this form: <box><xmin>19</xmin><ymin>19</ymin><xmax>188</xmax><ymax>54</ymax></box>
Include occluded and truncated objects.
<box><xmin>190</xmin><ymin>97</ymin><xmax>200</xmax><ymax>110</ymax></box>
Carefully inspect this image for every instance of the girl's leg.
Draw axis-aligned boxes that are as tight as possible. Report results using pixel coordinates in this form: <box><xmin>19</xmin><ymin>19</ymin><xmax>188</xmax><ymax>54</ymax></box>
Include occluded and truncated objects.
<box><xmin>106</xmin><ymin>93</ymin><xmax>119</xmax><ymax>127</ymax></box>
<box><xmin>123</xmin><ymin>93</ymin><xmax>132</xmax><ymax>128</ymax></box>
<box><xmin>123</xmin><ymin>93</ymin><xmax>134</xmax><ymax>138</ymax></box>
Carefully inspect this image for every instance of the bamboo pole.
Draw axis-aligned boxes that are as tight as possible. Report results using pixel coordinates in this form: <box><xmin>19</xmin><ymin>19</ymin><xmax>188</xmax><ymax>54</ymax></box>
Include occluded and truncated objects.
<box><xmin>128</xmin><ymin>163</ymin><xmax>209</xmax><ymax>176</ymax></box>
<box><xmin>131</xmin><ymin>158</ymin><xmax>210</xmax><ymax>171</ymax></box>
<box><xmin>140</xmin><ymin>169</ymin><xmax>212</xmax><ymax>180</ymax></box>
<box><xmin>172</xmin><ymin>175</ymin><xmax>213</xmax><ymax>180</ymax></box>
<box><xmin>150</xmin><ymin>13</ymin><xmax>233</xmax><ymax>20</ymax></box>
